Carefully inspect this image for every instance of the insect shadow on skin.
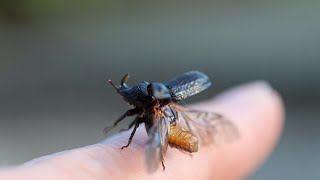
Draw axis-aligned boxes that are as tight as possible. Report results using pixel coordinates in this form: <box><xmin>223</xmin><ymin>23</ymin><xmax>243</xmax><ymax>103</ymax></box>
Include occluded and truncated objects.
<box><xmin>104</xmin><ymin>71</ymin><xmax>239</xmax><ymax>172</ymax></box>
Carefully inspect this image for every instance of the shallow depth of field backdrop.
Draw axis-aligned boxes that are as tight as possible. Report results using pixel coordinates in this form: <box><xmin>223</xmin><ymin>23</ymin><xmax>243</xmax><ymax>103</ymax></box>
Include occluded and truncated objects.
<box><xmin>0</xmin><ymin>1</ymin><xmax>319</xmax><ymax>179</ymax></box>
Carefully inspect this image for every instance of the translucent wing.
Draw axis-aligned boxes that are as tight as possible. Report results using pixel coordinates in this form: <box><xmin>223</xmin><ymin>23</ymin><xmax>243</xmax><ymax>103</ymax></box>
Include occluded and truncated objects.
<box><xmin>145</xmin><ymin>114</ymin><xmax>170</xmax><ymax>172</ymax></box>
<box><xmin>171</xmin><ymin>104</ymin><xmax>239</xmax><ymax>146</ymax></box>
<box><xmin>165</xmin><ymin>71</ymin><xmax>212</xmax><ymax>101</ymax></box>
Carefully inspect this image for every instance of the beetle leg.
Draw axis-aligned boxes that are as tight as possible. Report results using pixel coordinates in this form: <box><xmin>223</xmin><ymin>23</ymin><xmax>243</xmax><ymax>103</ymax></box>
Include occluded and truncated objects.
<box><xmin>103</xmin><ymin>108</ymin><xmax>140</xmax><ymax>134</ymax></box>
<box><xmin>120</xmin><ymin>121</ymin><xmax>140</xmax><ymax>149</ymax></box>
<box><xmin>118</xmin><ymin>120</ymin><xmax>136</xmax><ymax>133</ymax></box>
<box><xmin>118</xmin><ymin>116</ymin><xmax>145</xmax><ymax>133</ymax></box>
<box><xmin>162</xmin><ymin>161</ymin><xmax>165</xmax><ymax>171</ymax></box>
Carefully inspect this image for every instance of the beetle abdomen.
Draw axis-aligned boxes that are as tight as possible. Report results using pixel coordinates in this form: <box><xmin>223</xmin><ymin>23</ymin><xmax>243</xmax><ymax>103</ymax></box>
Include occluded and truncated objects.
<box><xmin>168</xmin><ymin>125</ymin><xmax>198</xmax><ymax>153</ymax></box>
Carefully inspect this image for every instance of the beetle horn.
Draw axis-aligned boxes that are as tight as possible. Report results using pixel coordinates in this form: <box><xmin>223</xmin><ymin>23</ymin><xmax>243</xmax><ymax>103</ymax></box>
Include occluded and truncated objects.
<box><xmin>108</xmin><ymin>73</ymin><xmax>129</xmax><ymax>91</ymax></box>
<box><xmin>108</xmin><ymin>79</ymin><xmax>119</xmax><ymax>90</ymax></box>
<box><xmin>121</xmin><ymin>73</ymin><xmax>129</xmax><ymax>86</ymax></box>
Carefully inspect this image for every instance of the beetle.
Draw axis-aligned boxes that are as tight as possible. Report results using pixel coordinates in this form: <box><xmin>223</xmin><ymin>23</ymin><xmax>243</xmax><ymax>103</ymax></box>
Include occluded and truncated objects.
<box><xmin>105</xmin><ymin>71</ymin><xmax>238</xmax><ymax>172</ymax></box>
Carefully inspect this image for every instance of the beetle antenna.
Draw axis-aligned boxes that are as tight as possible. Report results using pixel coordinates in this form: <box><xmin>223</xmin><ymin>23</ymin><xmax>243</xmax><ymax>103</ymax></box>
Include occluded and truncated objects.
<box><xmin>121</xmin><ymin>74</ymin><xmax>129</xmax><ymax>86</ymax></box>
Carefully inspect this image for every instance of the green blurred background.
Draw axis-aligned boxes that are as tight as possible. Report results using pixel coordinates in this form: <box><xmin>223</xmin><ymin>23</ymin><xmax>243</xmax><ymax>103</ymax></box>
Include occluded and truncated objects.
<box><xmin>0</xmin><ymin>0</ymin><xmax>319</xmax><ymax>179</ymax></box>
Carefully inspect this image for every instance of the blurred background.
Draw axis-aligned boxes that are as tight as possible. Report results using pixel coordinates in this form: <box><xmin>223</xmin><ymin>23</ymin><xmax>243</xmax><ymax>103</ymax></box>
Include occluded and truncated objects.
<box><xmin>0</xmin><ymin>0</ymin><xmax>319</xmax><ymax>179</ymax></box>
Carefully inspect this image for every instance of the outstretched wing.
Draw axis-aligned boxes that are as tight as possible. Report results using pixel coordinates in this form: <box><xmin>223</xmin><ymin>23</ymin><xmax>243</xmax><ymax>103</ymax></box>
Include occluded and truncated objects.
<box><xmin>165</xmin><ymin>71</ymin><xmax>212</xmax><ymax>101</ymax></box>
<box><xmin>145</xmin><ymin>115</ymin><xmax>170</xmax><ymax>172</ymax></box>
<box><xmin>171</xmin><ymin>104</ymin><xmax>239</xmax><ymax>146</ymax></box>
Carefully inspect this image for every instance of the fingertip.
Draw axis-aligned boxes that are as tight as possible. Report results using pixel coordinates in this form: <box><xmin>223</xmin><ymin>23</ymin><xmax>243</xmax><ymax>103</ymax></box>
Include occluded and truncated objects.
<box><xmin>197</xmin><ymin>80</ymin><xmax>285</xmax><ymax>179</ymax></box>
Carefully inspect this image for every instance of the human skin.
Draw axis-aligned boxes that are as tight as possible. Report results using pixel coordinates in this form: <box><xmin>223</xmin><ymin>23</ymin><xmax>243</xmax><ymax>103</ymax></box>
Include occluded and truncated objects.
<box><xmin>0</xmin><ymin>81</ymin><xmax>284</xmax><ymax>180</ymax></box>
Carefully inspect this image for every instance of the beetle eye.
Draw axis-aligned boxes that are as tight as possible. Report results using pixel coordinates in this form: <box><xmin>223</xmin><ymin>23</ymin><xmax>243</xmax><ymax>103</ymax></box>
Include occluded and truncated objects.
<box><xmin>147</xmin><ymin>83</ymin><xmax>153</xmax><ymax>96</ymax></box>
